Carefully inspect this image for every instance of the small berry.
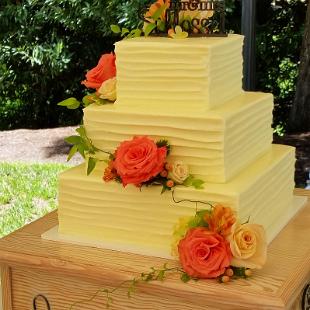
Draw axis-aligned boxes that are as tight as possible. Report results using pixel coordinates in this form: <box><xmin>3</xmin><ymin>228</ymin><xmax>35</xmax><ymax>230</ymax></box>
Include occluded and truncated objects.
<box><xmin>165</xmin><ymin>163</ymin><xmax>173</xmax><ymax>171</ymax></box>
<box><xmin>160</xmin><ymin>170</ymin><xmax>168</xmax><ymax>178</ymax></box>
<box><xmin>245</xmin><ymin>269</ymin><xmax>252</xmax><ymax>277</ymax></box>
<box><xmin>221</xmin><ymin>275</ymin><xmax>230</xmax><ymax>283</ymax></box>
<box><xmin>225</xmin><ymin>268</ymin><xmax>234</xmax><ymax>277</ymax></box>
<box><xmin>166</xmin><ymin>180</ymin><xmax>174</xmax><ymax>188</ymax></box>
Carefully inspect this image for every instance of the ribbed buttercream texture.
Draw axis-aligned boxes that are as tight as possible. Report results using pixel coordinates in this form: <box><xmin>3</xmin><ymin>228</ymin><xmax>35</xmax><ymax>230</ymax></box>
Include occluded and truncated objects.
<box><xmin>84</xmin><ymin>92</ymin><xmax>273</xmax><ymax>183</ymax></box>
<box><xmin>58</xmin><ymin>145</ymin><xmax>295</xmax><ymax>258</ymax></box>
<box><xmin>115</xmin><ymin>35</ymin><xmax>244</xmax><ymax>111</ymax></box>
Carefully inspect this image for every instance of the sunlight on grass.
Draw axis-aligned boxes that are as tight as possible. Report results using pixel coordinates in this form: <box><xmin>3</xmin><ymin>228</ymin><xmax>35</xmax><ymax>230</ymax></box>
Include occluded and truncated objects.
<box><xmin>0</xmin><ymin>162</ymin><xmax>69</xmax><ymax>238</ymax></box>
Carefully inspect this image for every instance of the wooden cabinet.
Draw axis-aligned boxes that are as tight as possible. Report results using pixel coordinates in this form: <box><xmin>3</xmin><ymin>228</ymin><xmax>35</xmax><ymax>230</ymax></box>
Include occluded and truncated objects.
<box><xmin>1</xmin><ymin>190</ymin><xmax>310</xmax><ymax>310</ymax></box>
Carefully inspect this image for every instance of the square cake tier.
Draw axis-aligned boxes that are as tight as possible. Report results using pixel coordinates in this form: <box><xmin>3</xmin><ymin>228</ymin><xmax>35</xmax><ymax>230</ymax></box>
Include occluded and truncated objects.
<box><xmin>58</xmin><ymin>144</ymin><xmax>300</xmax><ymax>259</ymax></box>
<box><xmin>115</xmin><ymin>34</ymin><xmax>244</xmax><ymax>111</ymax></box>
<box><xmin>84</xmin><ymin>92</ymin><xmax>273</xmax><ymax>183</ymax></box>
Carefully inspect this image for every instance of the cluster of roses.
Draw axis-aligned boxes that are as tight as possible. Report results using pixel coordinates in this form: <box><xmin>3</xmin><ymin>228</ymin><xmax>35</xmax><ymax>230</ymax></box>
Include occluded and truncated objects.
<box><xmin>173</xmin><ymin>204</ymin><xmax>267</xmax><ymax>282</ymax></box>
<box><xmin>82</xmin><ymin>53</ymin><xmax>117</xmax><ymax>102</ymax></box>
<box><xmin>103</xmin><ymin>136</ymin><xmax>191</xmax><ymax>189</ymax></box>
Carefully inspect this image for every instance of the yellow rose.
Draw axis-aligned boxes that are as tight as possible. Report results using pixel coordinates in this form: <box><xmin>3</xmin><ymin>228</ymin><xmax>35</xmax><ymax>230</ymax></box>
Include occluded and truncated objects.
<box><xmin>98</xmin><ymin>77</ymin><xmax>117</xmax><ymax>101</ymax></box>
<box><xmin>229</xmin><ymin>223</ymin><xmax>267</xmax><ymax>269</ymax></box>
<box><xmin>168</xmin><ymin>161</ymin><xmax>189</xmax><ymax>184</ymax></box>
<box><xmin>171</xmin><ymin>216</ymin><xmax>193</xmax><ymax>257</ymax></box>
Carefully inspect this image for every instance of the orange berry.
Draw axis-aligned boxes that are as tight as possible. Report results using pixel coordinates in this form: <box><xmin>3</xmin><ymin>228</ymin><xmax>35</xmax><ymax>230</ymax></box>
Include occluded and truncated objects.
<box><xmin>166</xmin><ymin>180</ymin><xmax>174</xmax><ymax>188</ymax></box>
<box><xmin>221</xmin><ymin>276</ymin><xmax>230</xmax><ymax>283</ymax></box>
<box><xmin>245</xmin><ymin>269</ymin><xmax>252</xmax><ymax>277</ymax></box>
<box><xmin>160</xmin><ymin>170</ymin><xmax>168</xmax><ymax>178</ymax></box>
<box><xmin>165</xmin><ymin>163</ymin><xmax>172</xmax><ymax>171</ymax></box>
<box><xmin>225</xmin><ymin>268</ymin><xmax>234</xmax><ymax>277</ymax></box>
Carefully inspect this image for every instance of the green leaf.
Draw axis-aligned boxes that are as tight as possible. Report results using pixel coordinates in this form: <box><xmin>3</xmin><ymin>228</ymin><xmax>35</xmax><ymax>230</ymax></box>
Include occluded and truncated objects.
<box><xmin>157</xmin><ymin>20</ymin><xmax>166</xmax><ymax>32</ymax></box>
<box><xmin>192</xmin><ymin>179</ymin><xmax>205</xmax><ymax>189</ymax></box>
<box><xmin>110</xmin><ymin>24</ymin><xmax>121</xmax><ymax>34</ymax></box>
<box><xmin>67</xmin><ymin>145</ymin><xmax>78</xmax><ymax>161</ymax></box>
<box><xmin>77</xmin><ymin>144</ymin><xmax>86</xmax><ymax>158</ymax></box>
<box><xmin>57</xmin><ymin>97</ymin><xmax>80</xmax><ymax>109</ymax></box>
<box><xmin>121</xmin><ymin>28</ymin><xmax>129</xmax><ymax>36</ymax></box>
<box><xmin>67</xmin><ymin>101</ymin><xmax>81</xmax><ymax>109</ymax></box>
<box><xmin>75</xmin><ymin>126</ymin><xmax>87</xmax><ymax>138</ymax></box>
<box><xmin>132</xmin><ymin>29</ymin><xmax>142</xmax><ymax>37</ymax></box>
<box><xmin>127</xmin><ymin>28</ymin><xmax>142</xmax><ymax>38</ymax></box>
<box><xmin>82</xmin><ymin>94</ymin><xmax>95</xmax><ymax>106</ymax></box>
<box><xmin>151</xmin><ymin>4</ymin><xmax>167</xmax><ymax>21</ymax></box>
<box><xmin>196</xmin><ymin>209</ymin><xmax>210</xmax><ymax>218</ymax></box>
<box><xmin>183</xmin><ymin>175</ymin><xmax>194</xmax><ymax>187</ymax></box>
<box><xmin>180</xmin><ymin>273</ymin><xmax>191</xmax><ymax>283</ymax></box>
<box><xmin>187</xmin><ymin>216</ymin><xmax>202</xmax><ymax>228</ymax></box>
<box><xmin>93</xmin><ymin>96</ymin><xmax>111</xmax><ymax>105</ymax></box>
<box><xmin>144</xmin><ymin>23</ymin><xmax>156</xmax><ymax>37</ymax></box>
<box><xmin>87</xmin><ymin>157</ymin><xmax>98</xmax><ymax>175</ymax></box>
<box><xmin>161</xmin><ymin>185</ymin><xmax>170</xmax><ymax>194</ymax></box>
<box><xmin>65</xmin><ymin>135</ymin><xmax>84</xmax><ymax>145</ymax></box>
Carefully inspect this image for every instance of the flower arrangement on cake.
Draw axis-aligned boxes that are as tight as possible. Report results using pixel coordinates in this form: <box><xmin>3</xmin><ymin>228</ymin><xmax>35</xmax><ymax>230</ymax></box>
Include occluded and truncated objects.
<box><xmin>69</xmin><ymin>201</ymin><xmax>267</xmax><ymax>309</ymax></box>
<box><xmin>103</xmin><ymin>136</ymin><xmax>204</xmax><ymax>192</ymax></box>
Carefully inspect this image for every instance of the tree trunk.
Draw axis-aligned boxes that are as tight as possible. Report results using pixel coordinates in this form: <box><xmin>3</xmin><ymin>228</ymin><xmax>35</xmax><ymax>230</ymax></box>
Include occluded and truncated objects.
<box><xmin>288</xmin><ymin>1</ymin><xmax>310</xmax><ymax>132</ymax></box>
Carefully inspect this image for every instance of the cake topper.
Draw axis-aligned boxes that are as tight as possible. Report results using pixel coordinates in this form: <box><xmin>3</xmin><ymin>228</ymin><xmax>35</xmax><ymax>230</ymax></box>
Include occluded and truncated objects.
<box><xmin>139</xmin><ymin>0</ymin><xmax>227</xmax><ymax>37</ymax></box>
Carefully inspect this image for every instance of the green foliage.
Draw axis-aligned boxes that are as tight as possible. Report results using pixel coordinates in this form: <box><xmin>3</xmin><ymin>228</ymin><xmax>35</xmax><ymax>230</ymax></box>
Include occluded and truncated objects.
<box><xmin>183</xmin><ymin>175</ymin><xmax>205</xmax><ymax>189</ymax></box>
<box><xmin>0</xmin><ymin>162</ymin><xmax>68</xmax><ymax>237</ymax></box>
<box><xmin>255</xmin><ymin>0</ymin><xmax>306</xmax><ymax>133</ymax></box>
<box><xmin>65</xmin><ymin>125</ymin><xmax>111</xmax><ymax>175</ymax></box>
<box><xmin>0</xmin><ymin>0</ymin><xmax>117</xmax><ymax>129</ymax></box>
<box><xmin>0</xmin><ymin>0</ymin><xmax>307</xmax><ymax>131</ymax></box>
<box><xmin>58</xmin><ymin>97</ymin><xmax>81</xmax><ymax>110</ymax></box>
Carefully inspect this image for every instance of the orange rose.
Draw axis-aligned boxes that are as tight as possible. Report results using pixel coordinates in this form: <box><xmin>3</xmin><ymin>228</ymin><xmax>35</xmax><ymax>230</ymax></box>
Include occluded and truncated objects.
<box><xmin>113</xmin><ymin>136</ymin><xmax>167</xmax><ymax>186</ymax></box>
<box><xmin>145</xmin><ymin>0</ymin><xmax>170</xmax><ymax>22</ymax></box>
<box><xmin>82</xmin><ymin>53</ymin><xmax>116</xmax><ymax>90</ymax></box>
<box><xmin>204</xmin><ymin>205</ymin><xmax>236</xmax><ymax>237</ymax></box>
<box><xmin>178</xmin><ymin>228</ymin><xmax>232</xmax><ymax>278</ymax></box>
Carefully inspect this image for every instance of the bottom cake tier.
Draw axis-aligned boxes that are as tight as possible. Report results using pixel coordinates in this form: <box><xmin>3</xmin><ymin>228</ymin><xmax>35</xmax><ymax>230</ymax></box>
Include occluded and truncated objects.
<box><xmin>57</xmin><ymin>144</ymin><xmax>303</xmax><ymax>259</ymax></box>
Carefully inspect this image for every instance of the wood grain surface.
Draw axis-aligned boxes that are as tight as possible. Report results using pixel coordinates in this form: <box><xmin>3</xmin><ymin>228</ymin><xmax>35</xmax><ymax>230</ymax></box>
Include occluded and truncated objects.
<box><xmin>1</xmin><ymin>266</ymin><xmax>12</xmax><ymax>310</ymax></box>
<box><xmin>0</xmin><ymin>190</ymin><xmax>309</xmax><ymax>310</ymax></box>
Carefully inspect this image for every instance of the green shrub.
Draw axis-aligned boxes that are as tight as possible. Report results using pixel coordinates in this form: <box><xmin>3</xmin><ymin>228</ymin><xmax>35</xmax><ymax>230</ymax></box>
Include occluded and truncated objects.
<box><xmin>0</xmin><ymin>0</ymin><xmax>307</xmax><ymax>132</ymax></box>
<box><xmin>255</xmin><ymin>0</ymin><xmax>306</xmax><ymax>134</ymax></box>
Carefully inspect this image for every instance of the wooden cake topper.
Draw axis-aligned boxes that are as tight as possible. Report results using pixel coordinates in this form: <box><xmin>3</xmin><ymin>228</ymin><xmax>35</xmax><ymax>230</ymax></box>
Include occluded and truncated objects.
<box><xmin>140</xmin><ymin>0</ymin><xmax>227</xmax><ymax>37</ymax></box>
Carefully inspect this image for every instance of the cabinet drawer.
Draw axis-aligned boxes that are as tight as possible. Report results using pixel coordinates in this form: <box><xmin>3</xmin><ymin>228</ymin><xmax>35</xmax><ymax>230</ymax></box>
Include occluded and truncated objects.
<box><xmin>11</xmin><ymin>267</ymin><xmax>210</xmax><ymax>310</ymax></box>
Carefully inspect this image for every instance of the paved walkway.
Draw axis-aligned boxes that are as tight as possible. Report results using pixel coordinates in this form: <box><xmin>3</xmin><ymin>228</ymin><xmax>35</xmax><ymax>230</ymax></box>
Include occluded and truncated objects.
<box><xmin>0</xmin><ymin>127</ymin><xmax>83</xmax><ymax>165</ymax></box>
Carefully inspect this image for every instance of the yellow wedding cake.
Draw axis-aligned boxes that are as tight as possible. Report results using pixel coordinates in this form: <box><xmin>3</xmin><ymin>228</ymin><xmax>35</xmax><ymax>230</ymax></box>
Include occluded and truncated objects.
<box><xmin>54</xmin><ymin>34</ymin><xmax>305</xmax><ymax>259</ymax></box>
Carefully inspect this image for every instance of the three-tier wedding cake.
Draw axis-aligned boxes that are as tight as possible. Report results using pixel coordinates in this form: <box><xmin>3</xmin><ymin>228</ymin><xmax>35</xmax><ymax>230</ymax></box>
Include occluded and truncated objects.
<box><xmin>53</xmin><ymin>33</ymin><xmax>304</xmax><ymax>259</ymax></box>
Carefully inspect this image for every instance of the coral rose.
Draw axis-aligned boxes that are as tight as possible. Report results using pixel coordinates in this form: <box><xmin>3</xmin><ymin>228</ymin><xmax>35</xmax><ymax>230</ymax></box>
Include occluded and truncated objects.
<box><xmin>98</xmin><ymin>77</ymin><xmax>117</xmax><ymax>101</ymax></box>
<box><xmin>82</xmin><ymin>53</ymin><xmax>116</xmax><ymax>90</ymax></box>
<box><xmin>113</xmin><ymin>136</ymin><xmax>167</xmax><ymax>186</ymax></box>
<box><xmin>178</xmin><ymin>227</ymin><xmax>232</xmax><ymax>279</ymax></box>
<box><xmin>204</xmin><ymin>205</ymin><xmax>236</xmax><ymax>237</ymax></box>
<box><xmin>229</xmin><ymin>223</ymin><xmax>267</xmax><ymax>269</ymax></box>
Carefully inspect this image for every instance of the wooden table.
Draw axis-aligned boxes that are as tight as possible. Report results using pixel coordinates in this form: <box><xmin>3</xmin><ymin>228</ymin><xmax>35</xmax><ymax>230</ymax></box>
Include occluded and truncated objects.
<box><xmin>0</xmin><ymin>189</ymin><xmax>309</xmax><ymax>310</ymax></box>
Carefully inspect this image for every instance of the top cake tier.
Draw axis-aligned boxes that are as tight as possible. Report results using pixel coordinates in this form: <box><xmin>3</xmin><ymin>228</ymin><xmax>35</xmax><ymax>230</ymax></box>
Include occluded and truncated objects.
<box><xmin>115</xmin><ymin>34</ymin><xmax>244</xmax><ymax>111</ymax></box>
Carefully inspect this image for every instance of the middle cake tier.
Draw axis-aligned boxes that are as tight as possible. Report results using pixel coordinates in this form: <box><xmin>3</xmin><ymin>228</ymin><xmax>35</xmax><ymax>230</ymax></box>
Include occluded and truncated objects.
<box><xmin>84</xmin><ymin>91</ymin><xmax>273</xmax><ymax>183</ymax></box>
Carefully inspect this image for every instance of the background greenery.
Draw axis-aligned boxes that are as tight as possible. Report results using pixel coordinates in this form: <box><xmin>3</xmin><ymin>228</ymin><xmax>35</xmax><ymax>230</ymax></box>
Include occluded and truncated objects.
<box><xmin>0</xmin><ymin>162</ymin><xmax>68</xmax><ymax>237</ymax></box>
<box><xmin>0</xmin><ymin>0</ymin><xmax>307</xmax><ymax>133</ymax></box>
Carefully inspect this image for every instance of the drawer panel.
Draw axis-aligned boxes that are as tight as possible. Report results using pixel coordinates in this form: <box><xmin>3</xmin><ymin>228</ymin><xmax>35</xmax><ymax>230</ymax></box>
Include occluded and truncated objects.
<box><xmin>11</xmin><ymin>267</ymin><xmax>215</xmax><ymax>310</ymax></box>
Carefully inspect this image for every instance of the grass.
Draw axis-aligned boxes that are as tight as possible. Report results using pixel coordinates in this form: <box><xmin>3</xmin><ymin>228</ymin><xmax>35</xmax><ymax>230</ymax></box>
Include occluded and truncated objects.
<box><xmin>0</xmin><ymin>162</ymin><xmax>69</xmax><ymax>238</ymax></box>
